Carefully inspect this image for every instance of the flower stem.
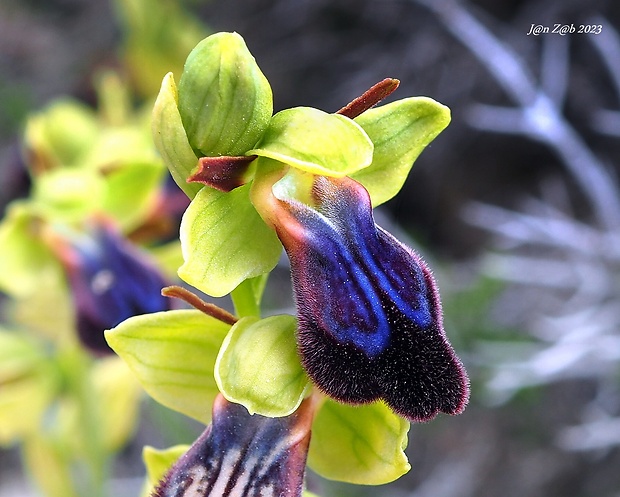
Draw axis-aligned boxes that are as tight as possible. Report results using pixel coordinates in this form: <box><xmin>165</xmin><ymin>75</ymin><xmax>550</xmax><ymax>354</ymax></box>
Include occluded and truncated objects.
<box><xmin>230</xmin><ymin>275</ymin><xmax>268</xmax><ymax>318</ymax></box>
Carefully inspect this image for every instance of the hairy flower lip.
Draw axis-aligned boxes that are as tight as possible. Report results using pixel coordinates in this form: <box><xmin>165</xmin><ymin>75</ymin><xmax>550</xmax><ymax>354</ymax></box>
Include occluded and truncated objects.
<box><xmin>153</xmin><ymin>394</ymin><xmax>314</xmax><ymax>497</ymax></box>
<box><xmin>254</xmin><ymin>172</ymin><xmax>469</xmax><ymax>422</ymax></box>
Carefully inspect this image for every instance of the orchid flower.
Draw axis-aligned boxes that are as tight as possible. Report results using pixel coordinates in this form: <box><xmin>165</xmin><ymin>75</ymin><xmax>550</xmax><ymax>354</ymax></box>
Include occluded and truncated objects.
<box><xmin>252</xmin><ymin>168</ymin><xmax>468</xmax><ymax>422</ymax></box>
<box><xmin>107</xmin><ymin>31</ymin><xmax>470</xmax><ymax>497</ymax></box>
<box><xmin>153</xmin><ymin>394</ymin><xmax>313</xmax><ymax>497</ymax></box>
<box><xmin>48</xmin><ymin>218</ymin><xmax>173</xmax><ymax>354</ymax></box>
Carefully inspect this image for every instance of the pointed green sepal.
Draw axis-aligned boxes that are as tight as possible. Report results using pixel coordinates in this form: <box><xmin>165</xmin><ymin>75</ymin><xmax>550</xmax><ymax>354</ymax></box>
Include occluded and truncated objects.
<box><xmin>249</xmin><ymin>107</ymin><xmax>374</xmax><ymax>177</ymax></box>
<box><xmin>178</xmin><ymin>32</ymin><xmax>273</xmax><ymax>157</ymax></box>
<box><xmin>352</xmin><ymin>97</ymin><xmax>450</xmax><ymax>206</ymax></box>
<box><xmin>178</xmin><ymin>183</ymin><xmax>282</xmax><ymax>298</ymax></box>
<box><xmin>152</xmin><ymin>72</ymin><xmax>202</xmax><ymax>198</ymax></box>
<box><xmin>307</xmin><ymin>400</ymin><xmax>411</xmax><ymax>485</ymax></box>
<box><xmin>104</xmin><ymin>309</ymin><xmax>232</xmax><ymax>423</ymax></box>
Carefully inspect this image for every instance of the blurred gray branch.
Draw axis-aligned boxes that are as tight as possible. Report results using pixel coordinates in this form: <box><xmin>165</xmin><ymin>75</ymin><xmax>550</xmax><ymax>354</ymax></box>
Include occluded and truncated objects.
<box><xmin>414</xmin><ymin>0</ymin><xmax>620</xmax><ymax>230</ymax></box>
<box><xmin>588</xmin><ymin>15</ymin><xmax>620</xmax><ymax>136</ymax></box>
<box><xmin>414</xmin><ymin>0</ymin><xmax>620</xmax><ymax>453</ymax></box>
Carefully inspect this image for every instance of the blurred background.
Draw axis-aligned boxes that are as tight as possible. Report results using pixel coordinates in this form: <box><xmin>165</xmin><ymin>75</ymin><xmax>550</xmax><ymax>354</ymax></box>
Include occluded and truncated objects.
<box><xmin>1</xmin><ymin>0</ymin><xmax>620</xmax><ymax>496</ymax></box>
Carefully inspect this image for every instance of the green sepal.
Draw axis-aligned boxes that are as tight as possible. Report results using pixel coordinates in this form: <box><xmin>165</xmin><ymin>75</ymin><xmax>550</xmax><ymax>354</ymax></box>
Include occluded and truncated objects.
<box><xmin>0</xmin><ymin>203</ymin><xmax>64</xmax><ymax>298</ymax></box>
<box><xmin>352</xmin><ymin>97</ymin><xmax>451</xmax><ymax>206</ymax></box>
<box><xmin>178</xmin><ymin>183</ymin><xmax>282</xmax><ymax>298</ymax></box>
<box><xmin>0</xmin><ymin>329</ymin><xmax>60</xmax><ymax>444</ymax></box>
<box><xmin>152</xmin><ymin>72</ymin><xmax>202</xmax><ymax>198</ymax></box>
<box><xmin>307</xmin><ymin>400</ymin><xmax>411</xmax><ymax>485</ymax></box>
<box><xmin>178</xmin><ymin>32</ymin><xmax>273</xmax><ymax>157</ymax></box>
<box><xmin>100</xmin><ymin>161</ymin><xmax>166</xmax><ymax>232</ymax></box>
<box><xmin>104</xmin><ymin>309</ymin><xmax>232</xmax><ymax>424</ymax></box>
<box><xmin>249</xmin><ymin>107</ymin><xmax>373</xmax><ymax>177</ymax></box>
<box><xmin>215</xmin><ymin>315</ymin><xmax>310</xmax><ymax>417</ymax></box>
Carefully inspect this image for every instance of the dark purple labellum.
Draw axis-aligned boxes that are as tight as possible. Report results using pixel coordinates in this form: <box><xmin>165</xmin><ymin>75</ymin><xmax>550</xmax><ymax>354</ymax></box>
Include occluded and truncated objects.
<box><xmin>52</xmin><ymin>219</ymin><xmax>173</xmax><ymax>354</ymax></box>
<box><xmin>153</xmin><ymin>394</ymin><xmax>313</xmax><ymax>497</ymax></box>
<box><xmin>269</xmin><ymin>174</ymin><xmax>469</xmax><ymax>422</ymax></box>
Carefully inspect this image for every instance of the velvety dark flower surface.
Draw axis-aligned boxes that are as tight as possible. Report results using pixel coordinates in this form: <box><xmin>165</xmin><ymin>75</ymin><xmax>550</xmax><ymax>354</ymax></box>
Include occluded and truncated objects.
<box><xmin>56</xmin><ymin>220</ymin><xmax>172</xmax><ymax>353</ymax></box>
<box><xmin>270</xmin><ymin>174</ymin><xmax>469</xmax><ymax>422</ymax></box>
<box><xmin>153</xmin><ymin>394</ymin><xmax>313</xmax><ymax>497</ymax></box>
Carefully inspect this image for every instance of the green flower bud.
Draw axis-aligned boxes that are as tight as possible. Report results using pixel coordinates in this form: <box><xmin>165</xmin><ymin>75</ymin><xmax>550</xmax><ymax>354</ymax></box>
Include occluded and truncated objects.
<box><xmin>24</xmin><ymin>99</ymin><xmax>99</xmax><ymax>172</ymax></box>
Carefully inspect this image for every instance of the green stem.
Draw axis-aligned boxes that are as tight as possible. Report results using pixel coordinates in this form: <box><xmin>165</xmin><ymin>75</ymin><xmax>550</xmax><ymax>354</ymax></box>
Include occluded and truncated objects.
<box><xmin>61</xmin><ymin>345</ymin><xmax>109</xmax><ymax>497</ymax></box>
<box><xmin>230</xmin><ymin>275</ymin><xmax>268</xmax><ymax>318</ymax></box>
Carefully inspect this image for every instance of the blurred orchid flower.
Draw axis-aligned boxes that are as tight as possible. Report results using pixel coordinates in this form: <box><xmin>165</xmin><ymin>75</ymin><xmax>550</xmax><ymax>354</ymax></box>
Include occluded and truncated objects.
<box><xmin>48</xmin><ymin>219</ymin><xmax>173</xmax><ymax>354</ymax></box>
<box><xmin>254</xmin><ymin>170</ymin><xmax>469</xmax><ymax>422</ymax></box>
<box><xmin>153</xmin><ymin>393</ymin><xmax>313</xmax><ymax>497</ymax></box>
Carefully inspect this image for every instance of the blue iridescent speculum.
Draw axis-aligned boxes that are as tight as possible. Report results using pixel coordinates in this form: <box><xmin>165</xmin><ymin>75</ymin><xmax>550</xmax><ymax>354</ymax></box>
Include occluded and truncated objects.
<box><xmin>49</xmin><ymin>219</ymin><xmax>173</xmax><ymax>353</ymax></box>
<box><xmin>257</xmin><ymin>170</ymin><xmax>469</xmax><ymax>422</ymax></box>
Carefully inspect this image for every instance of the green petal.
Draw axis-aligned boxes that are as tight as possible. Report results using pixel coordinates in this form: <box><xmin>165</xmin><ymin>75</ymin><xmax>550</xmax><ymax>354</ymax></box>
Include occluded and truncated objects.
<box><xmin>152</xmin><ymin>72</ymin><xmax>202</xmax><ymax>198</ymax></box>
<box><xmin>0</xmin><ymin>203</ymin><xmax>64</xmax><ymax>298</ymax></box>
<box><xmin>215</xmin><ymin>315</ymin><xmax>310</xmax><ymax>417</ymax></box>
<box><xmin>249</xmin><ymin>107</ymin><xmax>373</xmax><ymax>177</ymax></box>
<box><xmin>178</xmin><ymin>183</ymin><xmax>282</xmax><ymax>298</ymax></box>
<box><xmin>352</xmin><ymin>97</ymin><xmax>451</xmax><ymax>206</ymax></box>
<box><xmin>104</xmin><ymin>309</ymin><xmax>232</xmax><ymax>423</ymax></box>
<box><xmin>101</xmin><ymin>161</ymin><xmax>166</xmax><ymax>232</ymax></box>
<box><xmin>307</xmin><ymin>400</ymin><xmax>411</xmax><ymax>485</ymax></box>
<box><xmin>178</xmin><ymin>32</ymin><xmax>273</xmax><ymax>156</ymax></box>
